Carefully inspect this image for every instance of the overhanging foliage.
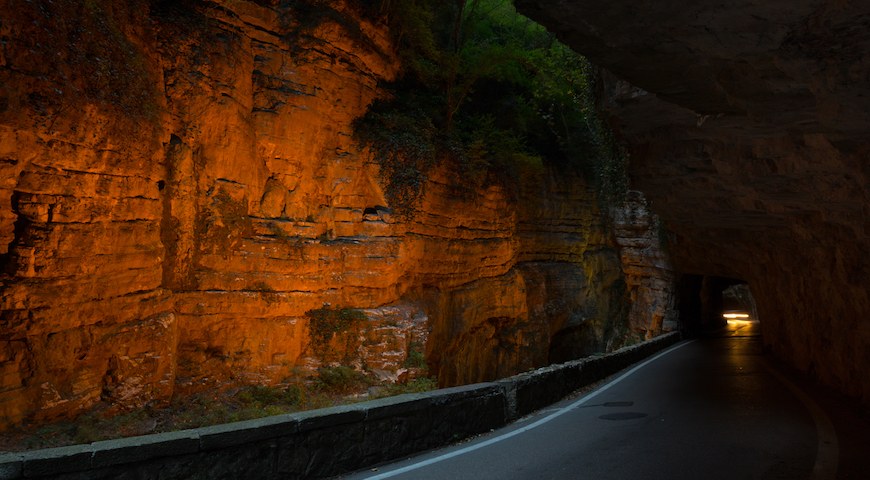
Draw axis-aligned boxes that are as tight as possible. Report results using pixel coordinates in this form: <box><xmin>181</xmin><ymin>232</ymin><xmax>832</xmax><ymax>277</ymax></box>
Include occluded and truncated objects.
<box><xmin>354</xmin><ymin>0</ymin><xmax>629</xmax><ymax>216</ymax></box>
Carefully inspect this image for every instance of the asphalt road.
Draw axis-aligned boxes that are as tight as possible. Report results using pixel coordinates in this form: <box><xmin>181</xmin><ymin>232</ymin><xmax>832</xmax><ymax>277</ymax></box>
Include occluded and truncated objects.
<box><xmin>340</xmin><ymin>320</ymin><xmax>848</xmax><ymax>480</ymax></box>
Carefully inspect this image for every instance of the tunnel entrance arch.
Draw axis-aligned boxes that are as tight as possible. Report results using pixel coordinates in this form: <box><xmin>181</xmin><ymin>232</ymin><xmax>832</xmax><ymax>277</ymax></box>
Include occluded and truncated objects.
<box><xmin>677</xmin><ymin>275</ymin><xmax>758</xmax><ymax>336</ymax></box>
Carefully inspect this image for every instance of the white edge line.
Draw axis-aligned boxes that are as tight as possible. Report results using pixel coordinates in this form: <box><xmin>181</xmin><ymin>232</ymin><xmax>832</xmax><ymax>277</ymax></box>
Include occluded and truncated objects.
<box><xmin>363</xmin><ymin>340</ymin><xmax>694</xmax><ymax>480</ymax></box>
<box><xmin>762</xmin><ymin>360</ymin><xmax>839</xmax><ymax>480</ymax></box>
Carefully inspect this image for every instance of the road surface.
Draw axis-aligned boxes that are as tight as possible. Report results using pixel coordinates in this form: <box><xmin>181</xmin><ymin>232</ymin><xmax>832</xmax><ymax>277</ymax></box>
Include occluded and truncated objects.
<box><xmin>340</xmin><ymin>320</ymin><xmax>853</xmax><ymax>479</ymax></box>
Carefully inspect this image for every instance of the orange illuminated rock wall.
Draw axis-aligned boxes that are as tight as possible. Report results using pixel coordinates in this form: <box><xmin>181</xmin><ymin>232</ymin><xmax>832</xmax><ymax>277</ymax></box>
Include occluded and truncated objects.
<box><xmin>0</xmin><ymin>0</ymin><xmax>676</xmax><ymax>429</ymax></box>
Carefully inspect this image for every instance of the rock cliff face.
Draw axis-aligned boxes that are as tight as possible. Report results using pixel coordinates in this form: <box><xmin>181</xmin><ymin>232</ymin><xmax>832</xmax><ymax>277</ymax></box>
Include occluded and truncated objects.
<box><xmin>0</xmin><ymin>0</ymin><xmax>676</xmax><ymax>429</ymax></box>
<box><xmin>516</xmin><ymin>0</ymin><xmax>870</xmax><ymax>402</ymax></box>
<box><xmin>611</xmin><ymin>191</ymin><xmax>679</xmax><ymax>339</ymax></box>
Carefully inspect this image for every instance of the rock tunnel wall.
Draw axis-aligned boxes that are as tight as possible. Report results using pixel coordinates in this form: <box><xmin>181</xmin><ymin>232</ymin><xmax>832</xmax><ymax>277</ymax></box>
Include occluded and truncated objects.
<box><xmin>516</xmin><ymin>0</ymin><xmax>870</xmax><ymax>402</ymax></box>
<box><xmin>0</xmin><ymin>0</ymin><xmax>677</xmax><ymax>429</ymax></box>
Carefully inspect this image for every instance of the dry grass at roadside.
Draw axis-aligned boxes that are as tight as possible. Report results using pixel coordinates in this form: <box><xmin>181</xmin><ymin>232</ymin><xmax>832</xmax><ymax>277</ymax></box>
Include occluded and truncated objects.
<box><xmin>0</xmin><ymin>370</ymin><xmax>436</xmax><ymax>452</ymax></box>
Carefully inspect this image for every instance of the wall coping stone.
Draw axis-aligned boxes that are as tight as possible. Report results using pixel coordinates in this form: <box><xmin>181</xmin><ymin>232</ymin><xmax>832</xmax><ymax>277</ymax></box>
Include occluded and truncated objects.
<box><xmin>0</xmin><ymin>332</ymin><xmax>681</xmax><ymax>479</ymax></box>
<box><xmin>90</xmin><ymin>430</ymin><xmax>201</xmax><ymax>468</ymax></box>
<box><xmin>0</xmin><ymin>453</ymin><xmax>24</xmax><ymax>480</ymax></box>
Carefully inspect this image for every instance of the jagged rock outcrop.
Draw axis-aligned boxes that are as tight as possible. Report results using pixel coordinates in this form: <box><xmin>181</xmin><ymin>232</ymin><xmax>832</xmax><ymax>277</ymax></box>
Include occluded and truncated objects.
<box><xmin>516</xmin><ymin>0</ymin><xmax>870</xmax><ymax>402</ymax></box>
<box><xmin>611</xmin><ymin>191</ymin><xmax>678</xmax><ymax>338</ymax></box>
<box><xmin>0</xmin><ymin>0</ymin><xmax>677</xmax><ymax>429</ymax></box>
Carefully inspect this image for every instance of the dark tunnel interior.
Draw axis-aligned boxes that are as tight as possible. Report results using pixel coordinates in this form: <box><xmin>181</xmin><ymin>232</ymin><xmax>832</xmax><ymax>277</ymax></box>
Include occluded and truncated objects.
<box><xmin>678</xmin><ymin>275</ymin><xmax>758</xmax><ymax>336</ymax></box>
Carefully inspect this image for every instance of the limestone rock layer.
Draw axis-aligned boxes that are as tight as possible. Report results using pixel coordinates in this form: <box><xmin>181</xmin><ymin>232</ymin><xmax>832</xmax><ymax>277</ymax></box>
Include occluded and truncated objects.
<box><xmin>0</xmin><ymin>0</ymin><xmax>676</xmax><ymax>428</ymax></box>
<box><xmin>517</xmin><ymin>0</ymin><xmax>870</xmax><ymax>402</ymax></box>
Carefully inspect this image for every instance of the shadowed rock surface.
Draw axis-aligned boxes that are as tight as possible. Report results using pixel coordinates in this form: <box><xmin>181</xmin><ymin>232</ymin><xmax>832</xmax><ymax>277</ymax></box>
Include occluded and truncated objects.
<box><xmin>517</xmin><ymin>0</ymin><xmax>870</xmax><ymax>402</ymax></box>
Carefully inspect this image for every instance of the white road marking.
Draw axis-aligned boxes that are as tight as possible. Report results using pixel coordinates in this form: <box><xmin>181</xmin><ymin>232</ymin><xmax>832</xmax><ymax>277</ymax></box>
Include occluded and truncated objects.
<box><xmin>362</xmin><ymin>340</ymin><xmax>694</xmax><ymax>480</ymax></box>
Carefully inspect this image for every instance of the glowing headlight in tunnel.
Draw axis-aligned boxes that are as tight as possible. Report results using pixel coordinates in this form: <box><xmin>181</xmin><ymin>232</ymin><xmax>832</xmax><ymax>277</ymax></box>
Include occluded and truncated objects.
<box><xmin>722</xmin><ymin>313</ymin><xmax>750</xmax><ymax>319</ymax></box>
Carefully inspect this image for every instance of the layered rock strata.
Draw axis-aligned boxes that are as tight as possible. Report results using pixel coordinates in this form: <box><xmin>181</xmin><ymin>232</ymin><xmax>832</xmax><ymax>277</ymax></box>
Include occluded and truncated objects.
<box><xmin>0</xmin><ymin>0</ymin><xmax>677</xmax><ymax>429</ymax></box>
<box><xmin>611</xmin><ymin>191</ymin><xmax>679</xmax><ymax>338</ymax></box>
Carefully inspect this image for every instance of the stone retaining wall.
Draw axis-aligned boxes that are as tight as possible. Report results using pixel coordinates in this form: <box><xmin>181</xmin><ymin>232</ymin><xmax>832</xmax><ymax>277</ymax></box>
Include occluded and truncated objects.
<box><xmin>0</xmin><ymin>333</ymin><xmax>680</xmax><ymax>480</ymax></box>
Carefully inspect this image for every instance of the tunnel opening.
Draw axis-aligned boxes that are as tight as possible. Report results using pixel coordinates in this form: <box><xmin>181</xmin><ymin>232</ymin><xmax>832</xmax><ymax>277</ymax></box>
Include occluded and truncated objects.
<box><xmin>677</xmin><ymin>275</ymin><xmax>758</xmax><ymax>337</ymax></box>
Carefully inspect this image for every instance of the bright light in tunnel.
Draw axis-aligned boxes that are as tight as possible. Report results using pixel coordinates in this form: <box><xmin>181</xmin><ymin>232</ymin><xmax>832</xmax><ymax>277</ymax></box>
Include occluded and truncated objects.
<box><xmin>723</xmin><ymin>311</ymin><xmax>754</xmax><ymax>326</ymax></box>
<box><xmin>723</xmin><ymin>311</ymin><xmax>755</xmax><ymax>327</ymax></box>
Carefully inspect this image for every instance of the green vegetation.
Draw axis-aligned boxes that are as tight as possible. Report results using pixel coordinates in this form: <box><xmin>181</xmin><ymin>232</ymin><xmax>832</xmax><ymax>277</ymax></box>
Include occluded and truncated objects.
<box><xmin>353</xmin><ymin>0</ymin><xmax>629</xmax><ymax>216</ymax></box>
<box><xmin>305</xmin><ymin>307</ymin><xmax>368</xmax><ymax>349</ymax></box>
<box><xmin>313</xmin><ymin>365</ymin><xmax>374</xmax><ymax>395</ymax></box>
<box><xmin>373</xmin><ymin>377</ymin><xmax>439</xmax><ymax>398</ymax></box>
<box><xmin>403</xmin><ymin>341</ymin><xmax>427</xmax><ymax>369</ymax></box>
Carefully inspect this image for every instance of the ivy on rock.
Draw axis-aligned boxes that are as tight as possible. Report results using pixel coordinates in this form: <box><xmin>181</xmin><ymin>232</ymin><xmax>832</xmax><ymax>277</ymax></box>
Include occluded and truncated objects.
<box><xmin>353</xmin><ymin>0</ymin><xmax>629</xmax><ymax>216</ymax></box>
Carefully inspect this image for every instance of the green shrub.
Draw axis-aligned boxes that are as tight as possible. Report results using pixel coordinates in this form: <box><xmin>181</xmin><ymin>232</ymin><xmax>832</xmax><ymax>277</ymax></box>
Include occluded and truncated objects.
<box><xmin>236</xmin><ymin>384</ymin><xmax>301</xmax><ymax>406</ymax></box>
<box><xmin>305</xmin><ymin>307</ymin><xmax>368</xmax><ymax>348</ymax></box>
<box><xmin>353</xmin><ymin>0</ymin><xmax>630</xmax><ymax>214</ymax></box>
<box><xmin>353</xmin><ymin>96</ymin><xmax>440</xmax><ymax>216</ymax></box>
<box><xmin>314</xmin><ymin>366</ymin><xmax>373</xmax><ymax>395</ymax></box>
<box><xmin>403</xmin><ymin>342</ymin><xmax>427</xmax><ymax>369</ymax></box>
<box><xmin>374</xmin><ymin>377</ymin><xmax>438</xmax><ymax>397</ymax></box>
